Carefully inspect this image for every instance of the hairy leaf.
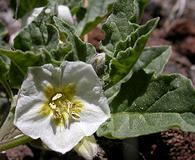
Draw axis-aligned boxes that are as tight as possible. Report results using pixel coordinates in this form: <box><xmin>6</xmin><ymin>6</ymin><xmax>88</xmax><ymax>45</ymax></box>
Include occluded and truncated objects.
<box><xmin>0</xmin><ymin>96</ymin><xmax>9</xmax><ymax>128</ymax></box>
<box><xmin>106</xmin><ymin>18</ymin><xmax>159</xmax><ymax>88</ymax></box>
<box><xmin>0</xmin><ymin>97</ymin><xmax>22</xmax><ymax>146</ymax></box>
<box><xmin>14</xmin><ymin>6</ymin><xmax>59</xmax><ymax>52</ymax></box>
<box><xmin>101</xmin><ymin>0</ymin><xmax>148</xmax><ymax>53</ymax></box>
<box><xmin>98</xmin><ymin>72</ymin><xmax>195</xmax><ymax>138</ymax></box>
<box><xmin>14</xmin><ymin>23</ymin><xmax>59</xmax><ymax>52</ymax></box>
<box><xmin>0</xmin><ymin>56</ymin><xmax>10</xmax><ymax>82</ymax></box>
<box><xmin>134</xmin><ymin>46</ymin><xmax>171</xmax><ymax>75</ymax></box>
<box><xmin>105</xmin><ymin>45</ymin><xmax>171</xmax><ymax>101</ymax></box>
<box><xmin>76</xmin><ymin>0</ymin><xmax>115</xmax><ymax>36</ymax></box>
<box><xmin>54</xmin><ymin>17</ymin><xmax>96</xmax><ymax>62</ymax></box>
<box><xmin>0</xmin><ymin>49</ymin><xmax>45</xmax><ymax>88</ymax></box>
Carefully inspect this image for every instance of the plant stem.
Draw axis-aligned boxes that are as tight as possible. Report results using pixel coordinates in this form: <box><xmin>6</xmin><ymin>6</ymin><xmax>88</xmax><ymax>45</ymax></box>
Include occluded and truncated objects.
<box><xmin>0</xmin><ymin>135</ymin><xmax>32</xmax><ymax>152</ymax></box>
<box><xmin>0</xmin><ymin>79</ymin><xmax>13</xmax><ymax>99</ymax></box>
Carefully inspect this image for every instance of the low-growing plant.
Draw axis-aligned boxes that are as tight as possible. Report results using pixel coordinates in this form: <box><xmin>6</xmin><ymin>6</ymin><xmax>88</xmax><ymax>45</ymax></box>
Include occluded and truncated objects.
<box><xmin>0</xmin><ymin>0</ymin><xmax>194</xmax><ymax>159</ymax></box>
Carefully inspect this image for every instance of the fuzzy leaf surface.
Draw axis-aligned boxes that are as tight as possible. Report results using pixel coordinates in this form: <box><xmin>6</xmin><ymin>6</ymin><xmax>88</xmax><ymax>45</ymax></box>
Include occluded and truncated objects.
<box><xmin>134</xmin><ymin>46</ymin><xmax>171</xmax><ymax>74</ymax></box>
<box><xmin>0</xmin><ymin>49</ymin><xmax>46</xmax><ymax>88</ymax></box>
<box><xmin>13</xmin><ymin>6</ymin><xmax>59</xmax><ymax>52</ymax></box>
<box><xmin>76</xmin><ymin>0</ymin><xmax>115</xmax><ymax>36</ymax></box>
<box><xmin>106</xmin><ymin>18</ymin><xmax>159</xmax><ymax>88</ymax></box>
<box><xmin>54</xmin><ymin>17</ymin><xmax>96</xmax><ymax>62</ymax></box>
<box><xmin>98</xmin><ymin>72</ymin><xmax>195</xmax><ymax>138</ymax></box>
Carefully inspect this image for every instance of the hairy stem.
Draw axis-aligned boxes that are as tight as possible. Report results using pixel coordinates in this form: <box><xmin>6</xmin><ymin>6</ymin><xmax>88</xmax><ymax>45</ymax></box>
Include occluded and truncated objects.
<box><xmin>0</xmin><ymin>135</ymin><xmax>32</xmax><ymax>152</ymax></box>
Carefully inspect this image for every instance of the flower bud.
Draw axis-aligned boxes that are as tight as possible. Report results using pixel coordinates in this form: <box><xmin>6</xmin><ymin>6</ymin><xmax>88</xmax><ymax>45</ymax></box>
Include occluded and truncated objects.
<box><xmin>74</xmin><ymin>136</ymin><xmax>99</xmax><ymax>160</ymax></box>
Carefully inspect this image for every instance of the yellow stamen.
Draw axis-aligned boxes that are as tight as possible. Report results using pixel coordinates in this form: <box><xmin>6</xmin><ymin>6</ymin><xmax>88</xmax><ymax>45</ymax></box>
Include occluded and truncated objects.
<box><xmin>40</xmin><ymin>83</ymin><xmax>83</xmax><ymax>126</ymax></box>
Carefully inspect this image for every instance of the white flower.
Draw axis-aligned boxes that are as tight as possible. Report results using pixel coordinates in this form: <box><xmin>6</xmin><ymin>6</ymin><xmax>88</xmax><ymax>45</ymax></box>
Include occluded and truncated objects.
<box><xmin>57</xmin><ymin>5</ymin><xmax>74</xmax><ymax>24</ymax></box>
<box><xmin>14</xmin><ymin>61</ymin><xmax>110</xmax><ymax>154</ymax></box>
<box><xmin>27</xmin><ymin>5</ymin><xmax>73</xmax><ymax>25</ymax></box>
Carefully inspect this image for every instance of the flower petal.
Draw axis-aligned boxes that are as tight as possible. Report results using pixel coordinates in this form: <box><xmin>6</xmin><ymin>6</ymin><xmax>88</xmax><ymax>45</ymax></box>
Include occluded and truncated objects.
<box><xmin>61</xmin><ymin>61</ymin><xmax>110</xmax><ymax>115</ymax></box>
<box><xmin>27</xmin><ymin>64</ymin><xmax>62</xmax><ymax>94</ymax></box>
<box><xmin>14</xmin><ymin>96</ymin><xmax>50</xmax><ymax>139</ymax></box>
<box><xmin>76</xmin><ymin>98</ymin><xmax>110</xmax><ymax>136</ymax></box>
<box><xmin>40</xmin><ymin>120</ymin><xmax>85</xmax><ymax>153</ymax></box>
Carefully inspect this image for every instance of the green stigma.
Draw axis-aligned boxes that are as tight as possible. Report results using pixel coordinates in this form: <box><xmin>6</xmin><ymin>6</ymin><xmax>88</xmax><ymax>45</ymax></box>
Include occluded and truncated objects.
<box><xmin>40</xmin><ymin>83</ymin><xmax>83</xmax><ymax>126</ymax></box>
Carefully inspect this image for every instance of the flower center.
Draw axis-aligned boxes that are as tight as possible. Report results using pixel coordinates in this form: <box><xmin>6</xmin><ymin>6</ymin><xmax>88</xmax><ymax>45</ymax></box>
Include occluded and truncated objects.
<box><xmin>49</xmin><ymin>92</ymin><xmax>83</xmax><ymax>125</ymax></box>
<box><xmin>40</xmin><ymin>84</ymin><xmax>83</xmax><ymax>126</ymax></box>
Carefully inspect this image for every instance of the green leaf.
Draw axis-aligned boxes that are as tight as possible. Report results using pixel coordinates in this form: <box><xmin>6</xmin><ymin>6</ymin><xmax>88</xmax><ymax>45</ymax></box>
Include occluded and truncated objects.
<box><xmin>54</xmin><ymin>17</ymin><xmax>96</xmax><ymax>62</ymax></box>
<box><xmin>137</xmin><ymin>0</ymin><xmax>149</xmax><ymax>19</ymax></box>
<box><xmin>14</xmin><ymin>23</ymin><xmax>59</xmax><ymax>52</ymax></box>
<box><xmin>106</xmin><ymin>18</ymin><xmax>159</xmax><ymax>88</ymax></box>
<box><xmin>109</xmin><ymin>70</ymin><xmax>152</xmax><ymax>113</ymax></box>
<box><xmin>100</xmin><ymin>0</ymin><xmax>150</xmax><ymax>56</ymax></box>
<box><xmin>133</xmin><ymin>46</ymin><xmax>171</xmax><ymax>75</ymax></box>
<box><xmin>0</xmin><ymin>56</ymin><xmax>13</xmax><ymax>98</ymax></box>
<box><xmin>101</xmin><ymin>0</ymin><xmax>149</xmax><ymax>53</ymax></box>
<box><xmin>105</xmin><ymin>45</ymin><xmax>171</xmax><ymax>101</ymax></box>
<box><xmin>97</xmin><ymin>72</ymin><xmax>195</xmax><ymax>138</ymax></box>
<box><xmin>76</xmin><ymin>0</ymin><xmax>115</xmax><ymax>36</ymax></box>
<box><xmin>0</xmin><ymin>98</ymin><xmax>22</xmax><ymax>146</ymax></box>
<box><xmin>97</xmin><ymin>112</ymin><xmax>195</xmax><ymax>139</ymax></box>
<box><xmin>64</xmin><ymin>0</ymin><xmax>82</xmax><ymax>8</ymax></box>
<box><xmin>0</xmin><ymin>49</ymin><xmax>45</xmax><ymax>88</ymax></box>
<box><xmin>0</xmin><ymin>96</ymin><xmax>9</xmax><ymax>128</ymax></box>
<box><xmin>51</xmin><ymin>43</ymin><xmax>72</xmax><ymax>61</ymax></box>
<box><xmin>108</xmin><ymin>0</ymin><xmax>139</xmax><ymax>26</ymax></box>
<box><xmin>0</xmin><ymin>56</ymin><xmax>10</xmax><ymax>81</ymax></box>
<box><xmin>13</xmin><ymin>6</ymin><xmax>59</xmax><ymax>52</ymax></box>
<box><xmin>10</xmin><ymin>0</ymin><xmax>48</xmax><ymax>18</ymax></box>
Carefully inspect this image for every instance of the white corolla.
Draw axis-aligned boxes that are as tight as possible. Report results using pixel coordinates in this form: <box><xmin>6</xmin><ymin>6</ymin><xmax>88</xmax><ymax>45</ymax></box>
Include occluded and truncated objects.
<box><xmin>14</xmin><ymin>61</ymin><xmax>110</xmax><ymax>154</ymax></box>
